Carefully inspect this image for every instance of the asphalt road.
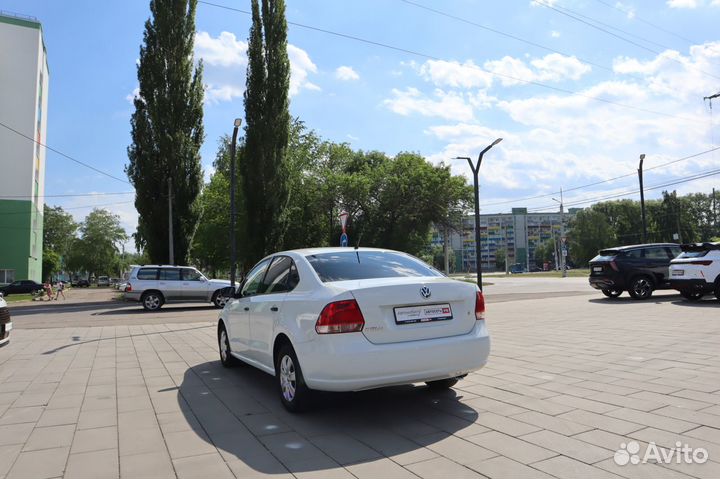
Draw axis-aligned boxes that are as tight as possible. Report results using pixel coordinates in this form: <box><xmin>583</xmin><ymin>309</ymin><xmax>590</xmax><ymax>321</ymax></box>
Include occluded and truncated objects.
<box><xmin>6</xmin><ymin>276</ymin><xmax>683</xmax><ymax>329</ymax></box>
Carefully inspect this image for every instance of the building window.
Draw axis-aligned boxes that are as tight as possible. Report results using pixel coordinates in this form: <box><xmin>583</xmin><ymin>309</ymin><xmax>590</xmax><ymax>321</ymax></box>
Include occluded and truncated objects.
<box><xmin>0</xmin><ymin>270</ymin><xmax>15</xmax><ymax>284</ymax></box>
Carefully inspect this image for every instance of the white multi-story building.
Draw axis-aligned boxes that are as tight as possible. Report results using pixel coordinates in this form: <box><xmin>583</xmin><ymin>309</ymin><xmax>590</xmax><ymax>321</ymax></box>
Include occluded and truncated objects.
<box><xmin>0</xmin><ymin>12</ymin><xmax>49</xmax><ymax>283</ymax></box>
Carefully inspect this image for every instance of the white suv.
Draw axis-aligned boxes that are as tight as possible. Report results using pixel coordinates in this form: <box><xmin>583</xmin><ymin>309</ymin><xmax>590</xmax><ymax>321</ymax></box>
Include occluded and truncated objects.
<box><xmin>125</xmin><ymin>265</ymin><xmax>232</xmax><ymax>311</ymax></box>
<box><xmin>669</xmin><ymin>242</ymin><xmax>720</xmax><ymax>301</ymax></box>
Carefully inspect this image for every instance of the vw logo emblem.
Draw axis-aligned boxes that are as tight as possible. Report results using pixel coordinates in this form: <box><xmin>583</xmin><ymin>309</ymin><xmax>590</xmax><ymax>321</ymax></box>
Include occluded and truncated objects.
<box><xmin>420</xmin><ymin>286</ymin><xmax>431</xmax><ymax>299</ymax></box>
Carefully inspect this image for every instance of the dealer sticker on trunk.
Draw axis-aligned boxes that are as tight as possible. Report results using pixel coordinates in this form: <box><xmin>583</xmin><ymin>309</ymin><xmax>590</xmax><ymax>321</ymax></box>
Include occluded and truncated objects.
<box><xmin>394</xmin><ymin>304</ymin><xmax>453</xmax><ymax>324</ymax></box>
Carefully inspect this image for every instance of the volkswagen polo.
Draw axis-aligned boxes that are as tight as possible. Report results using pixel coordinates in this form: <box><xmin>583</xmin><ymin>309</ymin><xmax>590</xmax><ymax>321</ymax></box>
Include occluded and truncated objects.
<box><xmin>217</xmin><ymin>247</ymin><xmax>490</xmax><ymax>412</ymax></box>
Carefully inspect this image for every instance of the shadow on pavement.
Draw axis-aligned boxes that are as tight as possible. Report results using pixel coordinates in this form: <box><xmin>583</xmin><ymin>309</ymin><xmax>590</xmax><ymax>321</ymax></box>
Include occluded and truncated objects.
<box><xmin>587</xmin><ymin>294</ymin><xmax>679</xmax><ymax>305</ymax></box>
<box><xmin>9</xmin><ymin>301</ymin><xmax>131</xmax><ymax>317</ymax></box>
<box><xmin>95</xmin><ymin>304</ymin><xmax>217</xmax><ymax>316</ymax></box>
<box><xmin>177</xmin><ymin>360</ymin><xmax>478</xmax><ymax>474</ymax></box>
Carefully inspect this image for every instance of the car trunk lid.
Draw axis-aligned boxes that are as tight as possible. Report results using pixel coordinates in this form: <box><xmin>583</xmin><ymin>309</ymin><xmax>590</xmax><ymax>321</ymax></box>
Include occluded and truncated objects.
<box><xmin>328</xmin><ymin>277</ymin><xmax>477</xmax><ymax>345</ymax></box>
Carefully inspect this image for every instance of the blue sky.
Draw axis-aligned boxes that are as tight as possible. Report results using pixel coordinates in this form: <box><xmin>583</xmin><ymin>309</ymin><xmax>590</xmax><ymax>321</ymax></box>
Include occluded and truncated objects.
<box><xmin>3</xmin><ymin>0</ymin><xmax>720</xmax><ymax>248</ymax></box>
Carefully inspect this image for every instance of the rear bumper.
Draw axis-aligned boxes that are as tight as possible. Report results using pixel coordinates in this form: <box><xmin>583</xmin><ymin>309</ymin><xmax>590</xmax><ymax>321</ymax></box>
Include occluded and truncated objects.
<box><xmin>589</xmin><ymin>276</ymin><xmax>625</xmax><ymax>290</ymax></box>
<box><xmin>297</xmin><ymin>321</ymin><xmax>490</xmax><ymax>392</ymax></box>
<box><xmin>124</xmin><ymin>292</ymin><xmax>142</xmax><ymax>302</ymax></box>
<box><xmin>670</xmin><ymin>278</ymin><xmax>714</xmax><ymax>294</ymax></box>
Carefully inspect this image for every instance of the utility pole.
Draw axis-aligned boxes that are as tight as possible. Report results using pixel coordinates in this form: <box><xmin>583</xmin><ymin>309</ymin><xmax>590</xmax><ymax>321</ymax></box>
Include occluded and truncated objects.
<box><xmin>168</xmin><ymin>176</ymin><xmax>174</xmax><ymax>265</ymax></box>
<box><xmin>713</xmin><ymin>187</ymin><xmax>718</xmax><ymax>237</ymax></box>
<box><xmin>503</xmin><ymin>223</ymin><xmax>509</xmax><ymax>275</ymax></box>
<box><xmin>638</xmin><ymin>154</ymin><xmax>647</xmax><ymax>243</ymax></box>
<box><xmin>443</xmin><ymin>225</ymin><xmax>450</xmax><ymax>275</ymax></box>
<box><xmin>230</xmin><ymin>118</ymin><xmax>242</xmax><ymax>289</ymax></box>
<box><xmin>453</xmin><ymin>138</ymin><xmax>503</xmax><ymax>291</ymax></box>
<box><xmin>553</xmin><ymin>188</ymin><xmax>567</xmax><ymax>278</ymax></box>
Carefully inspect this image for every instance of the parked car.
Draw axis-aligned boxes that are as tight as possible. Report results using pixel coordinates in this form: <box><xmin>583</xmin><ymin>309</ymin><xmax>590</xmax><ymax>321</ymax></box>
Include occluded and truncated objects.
<box><xmin>670</xmin><ymin>242</ymin><xmax>720</xmax><ymax>300</ymax></box>
<box><xmin>124</xmin><ymin>265</ymin><xmax>232</xmax><ymax>311</ymax></box>
<box><xmin>71</xmin><ymin>279</ymin><xmax>90</xmax><ymax>288</ymax></box>
<box><xmin>217</xmin><ymin>247</ymin><xmax>490</xmax><ymax>412</ymax></box>
<box><xmin>97</xmin><ymin>276</ymin><xmax>110</xmax><ymax>287</ymax></box>
<box><xmin>0</xmin><ymin>293</ymin><xmax>11</xmax><ymax>347</ymax></box>
<box><xmin>0</xmin><ymin>280</ymin><xmax>44</xmax><ymax>297</ymax></box>
<box><xmin>589</xmin><ymin>243</ymin><xmax>681</xmax><ymax>299</ymax></box>
<box><xmin>510</xmin><ymin>263</ymin><xmax>526</xmax><ymax>274</ymax></box>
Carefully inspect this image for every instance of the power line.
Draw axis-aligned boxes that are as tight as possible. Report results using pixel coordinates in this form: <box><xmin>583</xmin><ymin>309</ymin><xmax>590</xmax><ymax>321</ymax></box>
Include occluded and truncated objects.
<box><xmin>480</xmin><ymin>146</ymin><xmax>720</xmax><ymax>208</ymax></box>
<box><xmin>535</xmin><ymin>0</ymin><xmax>720</xmax><ymax>81</ymax></box>
<box><xmin>527</xmin><ymin>167</ymin><xmax>720</xmax><ymax>211</ymax></box>
<box><xmin>0</xmin><ymin>201</ymin><xmax>134</xmax><ymax>216</ymax></box>
<box><xmin>399</xmin><ymin>0</ymin><xmax>614</xmax><ymax>74</ymax></box>
<box><xmin>197</xmin><ymin>0</ymin><xmax>703</xmax><ymax>125</ymax></box>
<box><xmin>0</xmin><ymin>120</ymin><xmax>132</xmax><ymax>185</ymax></box>
<box><xmin>592</xmin><ymin>0</ymin><xmax>699</xmax><ymax>46</ymax></box>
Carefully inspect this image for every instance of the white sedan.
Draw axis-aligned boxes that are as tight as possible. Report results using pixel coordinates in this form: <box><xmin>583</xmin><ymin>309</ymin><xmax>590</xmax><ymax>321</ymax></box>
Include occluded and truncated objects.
<box><xmin>217</xmin><ymin>247</ymin><xmax>490</xmax><ymax>411</ymax></box>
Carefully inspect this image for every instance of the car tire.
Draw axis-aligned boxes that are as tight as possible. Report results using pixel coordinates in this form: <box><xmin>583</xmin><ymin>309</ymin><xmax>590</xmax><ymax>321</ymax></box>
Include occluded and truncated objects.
<box><xmin>141</xmin><ymin>291</ymin><xmax>164</xmax><ymax>311</ymax></box>
<box><xmin>602</xmin><ymin>289</ymin><xmax>622</xmax><ymax>298</ymax></box>
<box><xmin>680</xmin><ymin>291</ymin><xmax>704</xmax><ymax>301</ymax></box>
<box><xmin>426</xmin><ymin>377</ymin><xmax>460</xmax><ymax>390</ymax></box>
<box><xmin>218</xmin><ymin>322</ymin><xmax>239</xmax><ymax>367</ymax></box>
<box><xmin>714</xmin><ymin>282</ymin><xmax>720</xmax><ymax>301</ymax></box>
<box><xmin>628</xmin><ymin>276</ymin><xmax>653</xmax><ymax>300</ymax></box>
<box><xmin>212</xmin><ymin>290</ymin><xmax>229</xmax><ymax>309</ymax></box>
<box><xmin>276</xmin><ymin>343</ymin><xmax>311</xmax><ymax>413</ymax></box>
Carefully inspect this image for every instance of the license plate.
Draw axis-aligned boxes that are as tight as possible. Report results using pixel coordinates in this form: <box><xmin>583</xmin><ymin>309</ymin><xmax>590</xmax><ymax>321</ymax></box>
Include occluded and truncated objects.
<box><xmin>593</xmin><ymin>266</ymin><xmax>603</xmax><ymax>272</ymax></box>
<box><xmin>394</xmin><ymin>304</ymin><xmax>452</xmax><ymax>324</ymax></box>
<box><xmin>672</xmin><ymin>269</ymin><xmax>684</xmax><ymax>276</ymax></box>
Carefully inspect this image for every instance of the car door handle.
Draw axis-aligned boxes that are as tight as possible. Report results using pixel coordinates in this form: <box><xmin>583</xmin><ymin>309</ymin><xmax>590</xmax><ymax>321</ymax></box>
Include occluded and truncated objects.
<box><xmin>271</xmin><ymin>306</ymin><xmax>279</xmax><ymax>312</ymax></box>
<box><xmin>244</xmin><ymin>307</ymin><xmax>249</xmax><ymax>311</ymax></box>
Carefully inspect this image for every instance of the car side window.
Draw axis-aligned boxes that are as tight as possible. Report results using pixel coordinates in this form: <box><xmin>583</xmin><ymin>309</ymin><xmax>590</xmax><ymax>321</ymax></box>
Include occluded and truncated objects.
<box><xmin>241</xmin><ymin>259</ymin><xmax>271</xmax><ymax>297</ymax></box>
<box><xmin>287</xmin><ymin>262</ymin><xmax>299</xmax><ymax>290</ymax></box>
<box><xmin>668</xmin><ymin>247</ymin><xmax>681</xmax><ymax>258</ymax></box>
<box><xmin>263</xmin><ymin>256</ymin><xmax>296</xmax><ymax>294</ymax></box>
<box><xmin>181</xmin><ymin>268</ymin><xmax>203</xmax><ymax>281</ymax></box>
<box><xmin>624</xmin><ymin>249</ymin><xmax>641</xmax><ymax>259</ymax></box>
<box><xmin>137</xmin><ymin>268</ymin><xmax>159</xmax><ymax>280</ymax></box>
<box><xmin>159</xmin><ymin>269</ymin><xmax>181</xmax><ymax>280</ymax></box>
<box><xmin>644</xmin><ymin>247</ymin><xmax>670</xmax><ymax>260</ymax></box>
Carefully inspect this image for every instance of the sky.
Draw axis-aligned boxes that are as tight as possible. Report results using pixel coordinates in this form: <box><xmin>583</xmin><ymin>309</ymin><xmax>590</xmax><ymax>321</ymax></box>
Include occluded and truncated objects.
<box><xmin>3</xmin><ymin>0</ymin><xmax>720</xmax><ymax>251</ymax></box>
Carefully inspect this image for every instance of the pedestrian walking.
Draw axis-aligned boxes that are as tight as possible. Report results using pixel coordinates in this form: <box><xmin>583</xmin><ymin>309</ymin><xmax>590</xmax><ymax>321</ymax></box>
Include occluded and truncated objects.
<box><xmin>54</xmin><ymin>281</ymin><xmax>66</xmax><ymax>300</ymax></box>
<box><xmin>43</xmin><ymin>281</ymin><xmax>53</xmax><ymax>301</ymax></box>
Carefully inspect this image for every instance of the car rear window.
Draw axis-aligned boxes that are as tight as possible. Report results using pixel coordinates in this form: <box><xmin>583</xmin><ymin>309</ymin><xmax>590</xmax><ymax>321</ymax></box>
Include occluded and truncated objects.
<box><xmin>306</xmin><ymin>251</ymin><xmax>442</xmax><ymax>282</ymax></box>
<box><xmin>677</xmin><ymin>251</ymin><xmax>708</xmax><ymax>259</ymax></box>
<box><xmin>136</xmin><ymin>268</ymin><xmax>158</xmax><ymax>280</ymax></box>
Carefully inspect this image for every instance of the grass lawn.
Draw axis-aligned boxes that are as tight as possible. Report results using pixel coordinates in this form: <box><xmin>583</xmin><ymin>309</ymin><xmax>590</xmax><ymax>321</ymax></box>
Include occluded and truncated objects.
<box><xmin>2</xmin><ymin>294</ymin><xmax>36</xmax><ymax>303</ymax></box>
<box><xmin>520</xmin><ymin>269</ymin><xmax>590</xmax><ymax>278</ymax></box>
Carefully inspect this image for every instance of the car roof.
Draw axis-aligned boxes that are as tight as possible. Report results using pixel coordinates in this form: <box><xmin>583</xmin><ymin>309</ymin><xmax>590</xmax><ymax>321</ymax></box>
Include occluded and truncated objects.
<box><xmin>607</xmin><ymin>243</ymin><xmax>679</xmax><ymax>251</ymax></box>
<box><xmin>278</xmin><ymin>247</ymin><xmax>401</xmax><ymax>256</ymax></box>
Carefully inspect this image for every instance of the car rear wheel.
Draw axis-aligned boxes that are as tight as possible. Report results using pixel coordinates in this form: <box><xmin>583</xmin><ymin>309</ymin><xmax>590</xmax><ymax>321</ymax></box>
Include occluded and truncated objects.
<box><xmin>714</xmin><ymin>282</ymin><xmax>720</xmax><ymax>301</ymax></box>
<box><xmin>276</xmin><ymin>344</ymin><xmax>311</xmax><ymax>412</ymax></box>
<box><xmin>426</xmin><ymin>377</ymin><xmax>460</xmax><ymax>390</ymax></box>
<box><xmin>141</xmin><ymin>292</ymin><xmax>164</xmax><ymax>311</ymax></box>
<box><xmin>680</xmin><ymin>291</ymin><xmax>704</xmax><ymax>301</ymax></box>
<box><xmin>628</xmin><ymin>276</ymin><xmax>653</xmax><ymax>300</ymax></box>
<box><xmin>602</xmin><ymin>289</ymin><xmax>622</xmax><ymax>298</ymax></box>
<box><xmin>218</xmin><ymin>323</ymin><xmax>238</xmax><ymax>367</ymax></box>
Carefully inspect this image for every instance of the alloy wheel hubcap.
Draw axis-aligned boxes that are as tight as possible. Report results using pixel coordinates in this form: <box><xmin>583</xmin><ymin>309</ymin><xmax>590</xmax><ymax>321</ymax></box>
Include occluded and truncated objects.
<box><xmin>220</xmin><ymin>331</ymin><xmax>228</xmax><ymax>361</ymax></box>
<box><xmin>634</xmin><ymin>279</ymin><xmax>650</xmax><ymax>297</ymax></box>
<box><xmin>145</xmin><ymin>296</ymin><xmax>159</xmax><ymax>308</ymax></box>
<box><xmin>279</xmin><ymin>355</ymin><xmax>296</xmax><ymax>402</ymax></box>
<box><xmin>216</xmin><ymin>295</ymin><xmax>228</xmax><ymax>307</ymax></box>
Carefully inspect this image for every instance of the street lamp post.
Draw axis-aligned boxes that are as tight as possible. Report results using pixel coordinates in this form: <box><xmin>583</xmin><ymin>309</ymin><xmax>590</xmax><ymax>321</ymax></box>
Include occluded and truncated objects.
<box><xmin>638</xmin><ymin>154</ymin><xmax>647</xmax><ymax>243</ymax></box>
<box><xmin>230</xmin><ymin>118</ymin><xmax>242</xmax><ymax>290</ymax></box>
<box><xmin>453</xmin><ymin>138</ymin><xmax>503</xmax><ymax>291</ymax></box>
<box><xmin>552</xmin><ymin>189</ymin><xmax>567</xmax><ymax>278</ymax></box>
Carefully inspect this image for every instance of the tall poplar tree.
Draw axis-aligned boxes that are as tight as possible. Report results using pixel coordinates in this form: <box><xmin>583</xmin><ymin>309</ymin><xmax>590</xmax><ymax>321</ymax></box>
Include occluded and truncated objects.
<box><xmin>242</xmin><ymin>0</ymin><xmax>291</xmax><ymax>264</ymax></box>
<box><xmin>126</xmin><ymin>0</ymin><xmax>205</xmax><ymax>264</ymax></box>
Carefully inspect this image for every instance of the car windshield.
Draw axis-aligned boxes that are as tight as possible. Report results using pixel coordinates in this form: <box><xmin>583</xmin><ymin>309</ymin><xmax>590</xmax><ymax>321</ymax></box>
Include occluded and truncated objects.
<box><xmin>306</xmin><ymin>251</ymin><xmax>442</xmax><ymax>282</ymax></box>
<box><xmin>591</xmin><ymin>250</ymin><xmax>619</xmax><ymax>262</ymax></box>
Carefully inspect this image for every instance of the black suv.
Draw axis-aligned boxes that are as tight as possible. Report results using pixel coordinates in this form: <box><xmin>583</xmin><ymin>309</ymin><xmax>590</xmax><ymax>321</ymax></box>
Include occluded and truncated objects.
<box><xmin>588</xmin><ymin>243</ymin><xmax>681</xmax><ymax>300</ymax></box>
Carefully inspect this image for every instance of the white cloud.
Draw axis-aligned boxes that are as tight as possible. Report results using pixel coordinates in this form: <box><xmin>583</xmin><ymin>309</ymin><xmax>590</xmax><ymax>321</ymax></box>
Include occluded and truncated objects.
<box><xmin>484</xmin><ymin>54</ymin><xmax>591</xmax><ymax>86</ymax></box>
<box><xmin>195</xmin><ymin>31</ymin><xmax>248</xmax><ymax>67</ymax></box>
<box><xmin>667</xmin><ymin>0</ymin><xmax>699</xmax><ymax>7</ymax></box>
<box><xmin>125</xmin><ymin>87</ymin><xmax>140</xmax><ymax>104</ymax></box>
<box><xmin>205</xmin><ymin>84</ymin><xmax>244</xmax><ymax>104</ymax></box>
<box><xmin>550</xmin><ymin>30</ymin><xmax>561</xmax><ymax>38</ymax></box>
<box><xmin>335</xmin><ymin>66</ymin><xmax>359</xmax><ymax>81</ymax></box>
<box><xmin>288</xmin><ymin>44</ymin><xmax>320</xmax><ymax>95</ymax></box>
<box><xmin>419</xmin><ymin>60</ymin><xmax>493</xmax><ymax>89</ymax></box>
<box><xmin>383</xmin><ymin>88</ymin><xmax>475</xmax><ymax>121</ymax></box>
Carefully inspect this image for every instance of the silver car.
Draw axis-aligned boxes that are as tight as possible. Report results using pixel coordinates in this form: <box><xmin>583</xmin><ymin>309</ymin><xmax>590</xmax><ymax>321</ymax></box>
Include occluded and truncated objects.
<box><xmin>124</xmin><ymin>265</ymin><xmax>232</xmax><ymax>311</ymax></box>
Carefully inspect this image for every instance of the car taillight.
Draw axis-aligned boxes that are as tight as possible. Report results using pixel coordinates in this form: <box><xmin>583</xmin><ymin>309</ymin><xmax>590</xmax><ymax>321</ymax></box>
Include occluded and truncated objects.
<box><xmin>126</xmin><ymin>283</ymin><xmax>132</xmax><ymax>292</ymax></box>
<box><xmin>475</xmin><ymin>291</ymin><xmax>485</xmax><ymax>321</ymax></box>
<box><xmin>609</xmin><ymin>260</ymin><xmax>619</xmax><ymax>272</ymax></box>
<box><xmin>690</xmin><ymin>260</ymin><xmax>713</xmax><ymax>266</ymax></box>
<box><xmin>315</xmin><ymin>299</ymin><xmax>365</xmax><ymax>334</ymax></box>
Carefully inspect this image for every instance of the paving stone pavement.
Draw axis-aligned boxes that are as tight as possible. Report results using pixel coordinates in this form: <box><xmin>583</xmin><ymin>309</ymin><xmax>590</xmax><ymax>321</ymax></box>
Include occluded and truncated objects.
<box><xmin>0</xmin><ymin>292</ymin><xmax>718</xmax><ymax>478</ymax></box>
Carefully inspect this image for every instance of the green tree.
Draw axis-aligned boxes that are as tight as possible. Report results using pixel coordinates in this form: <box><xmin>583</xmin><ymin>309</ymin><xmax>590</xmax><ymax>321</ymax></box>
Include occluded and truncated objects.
<box><xmin>242</xmin><ymin>0</ymin><xmax>291</xmax><ymax>264</ymax></box>
<box><xmin>126</xmin><ymin>0</ymin><xmax>205</xmax><ymax>265</ymax></box>
<box><xmin>568</xmin><ymin>207</ymin><xmax>615</xmax><ymax>266</ymax></box>
<box><xmin>648</xmin><ymin>191</ymin><xmax>697</xmax><ymax>243</ymax></box>
<box><xmin>42</xmin><ymin>250</ymin><xmax>61</xmax><ymax>282</ymax></box>
<box><xmin>66</xmin><ymin>209</ymin><xmax>128</xmax><ymax>279</ymax></box>
<box><xmin>534</xmin><ymin>239</ymin><xmax>556</xmax><ymax>265</ymax></box>
<box><xmin>43</xmin><ymin>205</ymin><xmax>77</xmax><ymax>259</ymax></box>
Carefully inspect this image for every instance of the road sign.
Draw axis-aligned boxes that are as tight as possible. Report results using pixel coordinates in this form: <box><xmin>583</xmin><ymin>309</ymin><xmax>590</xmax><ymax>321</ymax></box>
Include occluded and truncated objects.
<box><xmin>340</xmin><ymin>232</ymin><xmax>348</xmax><ymax>247</ymax></box>
<box><xmin>339</xmin><ymin>210</ymin><xmax>349</xmax><ymax>233</ymax></box>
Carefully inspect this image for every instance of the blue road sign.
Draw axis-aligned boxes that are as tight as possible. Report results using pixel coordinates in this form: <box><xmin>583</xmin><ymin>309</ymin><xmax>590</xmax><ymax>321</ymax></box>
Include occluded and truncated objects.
<box><xmin>340</xmin><ymin>233</ymin><xmax>349</xmax><ymax>247</ymax></box>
